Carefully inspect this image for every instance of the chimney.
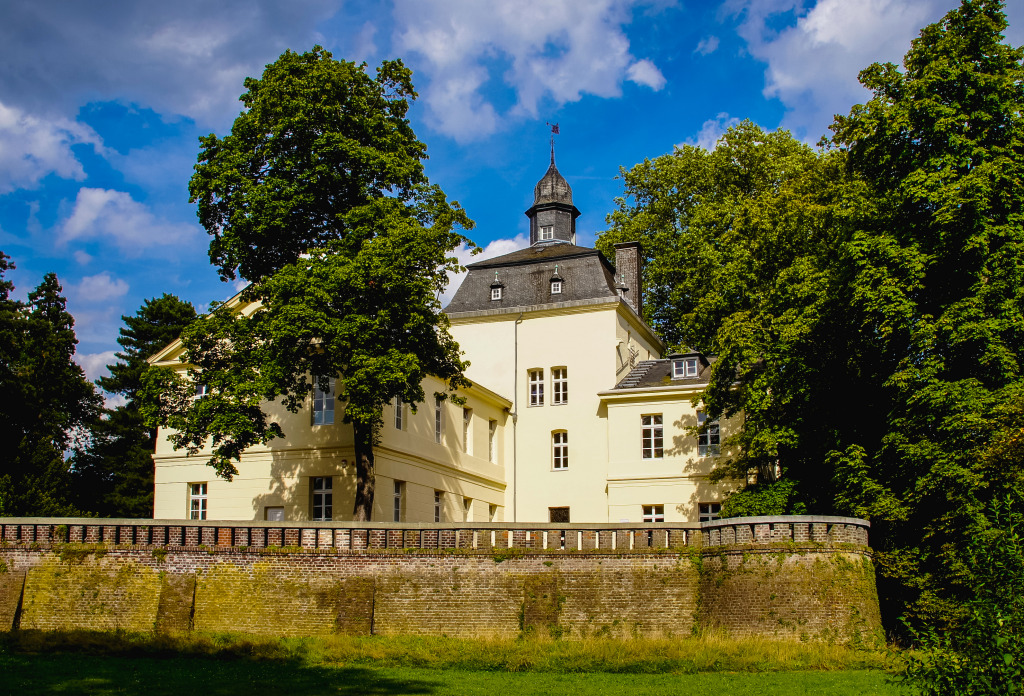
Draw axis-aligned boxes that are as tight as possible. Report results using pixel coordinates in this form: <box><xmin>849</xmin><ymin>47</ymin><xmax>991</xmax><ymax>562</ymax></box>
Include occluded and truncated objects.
<box><xmin>614</xmin><ymin>241</ymin><xmax>643</xmax><ymax>315</ymax></box>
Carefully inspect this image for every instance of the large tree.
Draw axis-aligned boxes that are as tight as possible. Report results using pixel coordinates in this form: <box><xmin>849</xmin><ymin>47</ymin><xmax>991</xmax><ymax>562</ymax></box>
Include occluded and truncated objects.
<box><xmin>74</xmin><ymin>294</ymin><xmax>196</xmax><ymax>517</ymax></box>
<box><xmin>0</xmin><ymin>265</ymin><xmax>101</xmax><ymax>516</ymax></box>
<box><xmin>143</xmin><ymin>47</ymin><xmax>473</xmax><ymax>520</ymax></box>
<box><xmin>599</xmin><ymin>0</ymin><xmax>1024</xmax><ymax>630</ymax></box>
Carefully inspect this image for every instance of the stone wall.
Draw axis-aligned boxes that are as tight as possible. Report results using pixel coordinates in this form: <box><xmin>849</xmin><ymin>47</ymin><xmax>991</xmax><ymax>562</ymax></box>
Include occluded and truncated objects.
<box><xmin>0</xmin><ymin>516</ymin><xmax>880</xmax><ymax>643</ymax></box>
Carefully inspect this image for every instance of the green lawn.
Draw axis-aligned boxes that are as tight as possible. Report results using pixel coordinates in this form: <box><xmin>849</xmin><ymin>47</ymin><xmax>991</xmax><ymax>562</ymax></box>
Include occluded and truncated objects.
<box><xmin>1</xmin><ymin>653</ymin><xmax>898</xmax><ymax>696</ymax></box>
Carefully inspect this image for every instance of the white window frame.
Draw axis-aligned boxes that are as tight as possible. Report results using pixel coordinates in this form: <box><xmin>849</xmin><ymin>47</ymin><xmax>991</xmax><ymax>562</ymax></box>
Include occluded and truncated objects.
<box><xmin>642</xmin><ymin>414</ymin><xmax>664</xmax><ymax>459</ymax></box>
<box><xmin>642</xmin><ymin>504</ymin><xmax>665</xmax><ymax>523</ymax></box>
<box><xmin>552</xmin><ymin>431</ymin><xmax>568</xmax><ymax>470</ymax></box>
<box><xmin>529</xmin><ymin>369</ymin><xmax>544</xmax><ymax>406</ymax></box>
<box><xmin>193</xmin><ymin>383</ymin><xmax>209</xmax><ymax>400</ymax></box>
<box><xmin>312</xmin><ymin>476</ymin><xmax>333</xmax><ymax>521</ymax></box>
<box><xmin>491</xmin><ymin>287</ymin><xmax>502</xmax><ymax>301</ymax></box>
<box><xmin>488</xmin><ymin>419</ymin><xmax>498</xmax><ymax>463</ymax></box>
<box><xmin>463</xmin><ymin>407</ymin><xmax>473</xmax><ymax>454</ymax></box>
<box><xmin>551</xmin><ymin>367</ymin><xmax>568</xmax><ymax>405</ymax></box>
<box><xmin>697</xmin><ymin>410</ymin><xmax>720</xmax><ymax>456</ymax></box>
<box><xmin>393</xmin><ymin>480</ymin><xmax>404</xmax><ymax>522</ymax></box>
<box><xmin>434</xmin><ymin>490</ymin><xmax>443</xmax><ymax>523</ymax></box>
<box><xmin>189</xmin><ymin>482</ymin><xmax>207</xmax><ymax>520</ymax></box>
<box><xmin>394</xmin><ymin>396</ymin><xmax>404</xmax><ymax>430</ymax></box>
<box><xmin>539</xmin><ymin>225</ymin><xmax>554</xmax><ymax>240</ymax></box>
<box><xmin>673</xmin><ymin>357</ymin><xmax>699</xmax><ymax>378</ymax></box>
<box><xmin>312</xmin><ymin>377</ymin><xmax>335</xmax><ymax>425</ymax></box>
<box><xmin>434</xmin><ymin>396</ymin><xmax>443</xmax><ymax>443</ymax></box>
<box><xmin>699</xmin><ymin>502</ymin><xmax>722</xmax><ymax>522</ymax></box>
<box><xmin>264</xmin><ymin>506</ymin><xmax>284</xmax><ymax>522</ymax></box>
<box><xmin>550</xmin><ymin>280</ymin><xmax>562</xmax><ymax>294</ymax></box>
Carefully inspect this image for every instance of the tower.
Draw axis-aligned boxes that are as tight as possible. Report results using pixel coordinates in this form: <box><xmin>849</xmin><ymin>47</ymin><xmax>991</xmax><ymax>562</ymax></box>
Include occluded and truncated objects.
<box><xmin>525</xmin><ymin>145</ymin><xmax>581</xmax><ymax>246</ymax></box>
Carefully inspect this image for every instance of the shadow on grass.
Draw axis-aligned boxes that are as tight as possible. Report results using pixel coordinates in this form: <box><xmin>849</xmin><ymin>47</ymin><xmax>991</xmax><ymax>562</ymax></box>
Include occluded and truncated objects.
<box><xmin>2</xmin><ymin>652</ymin><xmax>439</xmax><ymax>696</ymax></box>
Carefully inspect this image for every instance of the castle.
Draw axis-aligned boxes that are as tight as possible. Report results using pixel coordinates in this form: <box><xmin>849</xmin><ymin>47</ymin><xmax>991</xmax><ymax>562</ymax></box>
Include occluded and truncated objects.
<box><xmin>150</xmin><ymin>153</ymin><xmax>737</xmax><ymax>523</ymax></box>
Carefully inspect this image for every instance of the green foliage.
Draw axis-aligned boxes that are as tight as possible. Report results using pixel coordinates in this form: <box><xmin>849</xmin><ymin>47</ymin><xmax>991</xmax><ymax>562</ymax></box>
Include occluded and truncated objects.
<box><xmin>0</xmin><ymin>259</ymin><xmax>101</xmax><ymax>516</ymax></box>
<box><xmin>897</xmin><ymin>495</ymin><xmax>1024</xmax><ymax>695</ymax></box>
<box><xmin>599</xmin><ymin>0</ymin><xmax>1024</xmax><ymax>633</ymax></box>
<box><xmin>145</xmin><ymin>47</ymin><xmax>473</xmax><ymax>519</ymax></box>
<box><xmin>73</xmin><ymin>295</ymin><xmax>196</xmax><ymax>517</ymax></box>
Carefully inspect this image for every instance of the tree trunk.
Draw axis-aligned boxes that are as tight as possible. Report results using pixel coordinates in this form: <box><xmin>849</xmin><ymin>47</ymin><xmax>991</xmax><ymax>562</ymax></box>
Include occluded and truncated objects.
<box><xmin>352</xmin><ymin>421</ymin><xmax>376</xmax><ymax>521</ymax></box>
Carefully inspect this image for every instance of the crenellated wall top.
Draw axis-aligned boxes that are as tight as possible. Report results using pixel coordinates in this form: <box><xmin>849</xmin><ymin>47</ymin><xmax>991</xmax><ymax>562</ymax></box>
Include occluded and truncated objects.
<box><xmin>0</xmin><ymin>515</ymin><xmax>871</xmax><ymax>552</ymax></box>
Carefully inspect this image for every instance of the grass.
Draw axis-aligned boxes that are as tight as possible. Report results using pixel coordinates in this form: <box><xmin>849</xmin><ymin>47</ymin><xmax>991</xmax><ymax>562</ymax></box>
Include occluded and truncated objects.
<box><xmin>0</xmin><ymin>631</ymin><xmax>901</xmax><ymax>695</ymax></box>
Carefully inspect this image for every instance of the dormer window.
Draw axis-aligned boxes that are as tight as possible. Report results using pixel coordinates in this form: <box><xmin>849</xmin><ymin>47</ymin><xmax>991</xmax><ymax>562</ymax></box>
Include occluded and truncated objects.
<box><xmin>673</xmin><ymin>357</ymin><xmax>699</xmax><ymax>378</ymax></box>
<box><xmin>551</xmin><ymin>280</ymin><xmax>562</xmax><ymax>294</ymax></box>
<box><xmin>539</xmin><ymin>225</ymin><xmax>554</xmax><ymax>240</ymax></box>
<box><xmin>490</xmin><ymin>270</ymin><xmax>503</xmax><ymax>301</ymax></box>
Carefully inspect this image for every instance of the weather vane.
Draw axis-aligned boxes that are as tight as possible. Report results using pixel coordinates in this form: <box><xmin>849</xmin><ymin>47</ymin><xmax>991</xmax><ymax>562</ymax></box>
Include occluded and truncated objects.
<box><xmin>545</xmin><ymin>122</ymin><xmax>560</xmax><ymax>164</ymax></box>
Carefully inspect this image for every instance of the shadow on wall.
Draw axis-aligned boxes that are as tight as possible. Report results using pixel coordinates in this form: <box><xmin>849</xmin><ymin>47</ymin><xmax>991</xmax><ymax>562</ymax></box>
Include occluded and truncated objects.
<box><xmin>250</xmin><ymin>397</ymin><xmax>477</xmax><ymax>523</ymax></box>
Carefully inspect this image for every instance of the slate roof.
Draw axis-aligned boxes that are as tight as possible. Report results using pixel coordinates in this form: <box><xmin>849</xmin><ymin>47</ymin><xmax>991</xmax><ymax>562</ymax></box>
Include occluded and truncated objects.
<box><xmin>612</xmin><ymin>353</ymin><xmax>717</xmax><ymax>390</ymax></box>
<box><xmin>444</xmin><ymin>243</ymin><xmax>621</xmax><ymax>314</ymax></box>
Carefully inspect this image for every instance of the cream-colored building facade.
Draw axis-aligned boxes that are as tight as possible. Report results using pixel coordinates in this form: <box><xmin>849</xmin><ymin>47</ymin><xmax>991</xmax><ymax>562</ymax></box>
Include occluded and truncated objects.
<box><xmin>151</xmin><ymin>157</ymin><xmax>735</xmax><ymax>523</ymax></box>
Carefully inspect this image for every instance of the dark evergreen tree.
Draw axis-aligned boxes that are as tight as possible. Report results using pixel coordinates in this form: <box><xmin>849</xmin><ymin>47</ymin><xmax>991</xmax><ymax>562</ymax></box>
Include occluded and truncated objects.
<box><xmin>73</xmin><ymin>294</ymin><xmax>196</xmax><ymax>517</ymax></box>
<box><xmin>0</xmin><ymin>269</ymin><xmax>101</xmax><ymax>515</ymax></box>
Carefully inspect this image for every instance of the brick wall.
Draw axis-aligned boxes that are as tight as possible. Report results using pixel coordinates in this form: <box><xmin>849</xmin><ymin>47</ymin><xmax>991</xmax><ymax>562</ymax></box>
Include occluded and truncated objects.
<box><xmin>0</xmin><ymin>515</ymin><xmax>879</xmax><ymax>642</ymax></box>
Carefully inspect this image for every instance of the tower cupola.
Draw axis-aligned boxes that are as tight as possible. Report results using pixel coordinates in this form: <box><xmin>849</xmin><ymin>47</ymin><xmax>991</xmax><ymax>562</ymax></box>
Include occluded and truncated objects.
<box><xmin>525</xmin><ymin>143</ymin><xmax>580</xmax><ymax>246</ymax></box>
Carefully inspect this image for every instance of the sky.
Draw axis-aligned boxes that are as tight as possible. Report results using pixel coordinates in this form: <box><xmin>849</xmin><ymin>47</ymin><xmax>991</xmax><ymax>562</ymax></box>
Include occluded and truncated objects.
<box><xmin>1</xmin><ymin>0</ymin><xmax>1021</xmax><ymax>392</ymax></box>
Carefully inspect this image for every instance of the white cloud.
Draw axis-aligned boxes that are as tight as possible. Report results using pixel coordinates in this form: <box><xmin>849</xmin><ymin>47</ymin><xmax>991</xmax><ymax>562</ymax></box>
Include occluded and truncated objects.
<box><xmin>72</xmin><ymin>272</ymin><xmax>130</xmax><ymax>303</ymax></box>
<box><xmin>60</xmin><ymin>188</ymin><xmax>198</xmax><ymax>252</ymax></box>
<box><xmin>0</xmin><ymin>101</ymin><xmax>104</xmax><ymax>194</ymax></box>
<box><xmin>0</xmin><ymin>1</ymin><xmax>341</xmax><ymax>129</ymax></box>
<box><xmin>73</xmin><ymin>250</ymin><xmax>92</xmax><ymax>265</ymax></box>
<box><xmin>74</xmin><ymin>350</ymin><xmax>117</xmax><ymax>383</ymax></box>
<box><xmin>441</xmin><ymin>234</ymin><xmax>529</xmax><ymax>305</ymax></box>
<box><xmin>681</xmin><ymin>112</ymin><xmax>741</xmax><ymax>151</ymax></box>
<box><xmin>694</xmin><ymin>35</ymin><xmax>720</xmax><ymax>55</ymax></box>
<box><xmin>394</xmin><ymin>0</ymin><xmax>666</xmax><ymax>141</ymax></box>
<box><xmin>626</xmin><ymin>59</ymin><xmax>667</xmax><ymax>90</ymax></box>
<box><xmin>726</xmin><ymin>0</ymin><xmax>952</xmax><ymax>140</ymax></box>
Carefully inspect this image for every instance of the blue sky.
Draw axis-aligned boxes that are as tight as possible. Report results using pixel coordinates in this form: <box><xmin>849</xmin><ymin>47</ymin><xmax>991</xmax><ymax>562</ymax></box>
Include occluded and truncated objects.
<box><xmin>1</xmin><ymin>0</ymin><xmax>1021</xmax><ymax>390</ymax></box>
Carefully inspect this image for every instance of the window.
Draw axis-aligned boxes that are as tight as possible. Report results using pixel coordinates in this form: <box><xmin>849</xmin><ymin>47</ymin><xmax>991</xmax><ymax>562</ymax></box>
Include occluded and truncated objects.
<box><xmin>264</xmin><ymin>506</ymin><xmax>284</xmax><ymax>521</ymax></box>
<box><xmin>488</xmin><ymin>419</ymin><xmax>498</xmax><ymax>463</ymax></box>
<box><xmin>463</xmin><ymin>407</ymin><xmax>473</xmax><ymax>454</ymax></box>
<box><xmin>189</xmin><ymin>483</ymin><xmax>207</xmax><ymax>520</ymax></box>
<box><xmin>697</xmin><ymin>411</ymin><xmax>720</xmax><ymax>456</ymax></box>
<box><xmin>312</xmin><ymin>377</ymin><xmax>335</xmax><ymax>425</ymax></box>
<box><xmin>491</xmin><ymin>287</ymin><xmax>502</xmax><ymax>301</ymax></box>
<box><xmin>312</xmin><ymin>476</ymin><xmax>333</xmax><ymax>521</ymax></box>
<box><xmin>552</xmin><ymin>431</ymin><xmax>569</xmax><ymax>470</ymax></box>
<box><xmin>434</xmin><ymin>491</ymin><xmax>443</xmax><ymax>523</ymax></box>
<box><xmin>642</xmin><ymin>504</ymin><xmax>665</xmax><ymax>523</ymax></box>
<box><xmin>642</xmin><ymin>415</ymin><xmax>663</xmax><ymax>459</ymax></box>
<box><xmin>550</xmin><ymin>280</ymin><xmax>562</xmax><ymax>294</ymax></box>
<box><xmin>463</xmin><ymin>497</ymin><xmax>473</xmax><ymax>522</ymax></box>
<box><xmin>394</xmin><ymin>396</ymin><xmax>404</xmax><ymax>430</ymax></box>
<box><xmin>552</xmin><ymin>367</ymin><xmax>568</xmax><ymax>405</ymax></box>
<box><xmin>529</xmin><ymin>369</ymin><xmax>544</xmax><ymax>406</ymax></box>
<box><xmin>699</xmin><ymin>502</ymin><xmax>721</xmax><ymax>522</ymax></box>
<box><xmin>539</xmin><ymin>225</ymin><xmax>554</xmax><ymax>240</ymax></box>
<box><xmin>393</xmin><ymin>480</ymin><xmax>404</xmax><ymax>522</ymax></box>
<box><xmin>193</xmin><ymin>383</ymin><xmax>209</xmax><ymax>399</ymax></box>
<box><xmin>673</xmin><ymin>357</ymin><xmax>699</xmax><ymax>378</ymax></box>
<box><xmin>549</xmin><ymin>507</ymin><xmax>570</xmax><ymax>523</ymax></box>
<box><xmin>434</xmin><ymin>396</ymin><xmax>443</xmax><ymax>443</ymax></box>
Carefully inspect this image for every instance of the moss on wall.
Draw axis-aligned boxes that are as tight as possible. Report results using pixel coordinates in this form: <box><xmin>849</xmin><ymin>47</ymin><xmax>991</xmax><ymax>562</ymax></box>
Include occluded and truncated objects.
<box><xmin>696</xmin><ymin>548</ymin><xmax>882</xmax><ymax>644</ymax></box>
<box><xmin>193</xmin><ymin>560</ymin><xmax>373</xmax><ymax>637</ymax></box>
<box><xmin>19</xmin><ymin>557</ymin><xmax>161</xmax><ymax>632</ymax></box>
<box><xmin>0</xmin><ymin>569</ymin><xmax>26</xmax><ymax>631</ymax></box>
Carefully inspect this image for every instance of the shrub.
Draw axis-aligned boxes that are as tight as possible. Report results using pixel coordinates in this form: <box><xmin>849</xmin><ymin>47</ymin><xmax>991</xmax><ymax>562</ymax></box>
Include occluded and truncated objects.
<box><xmin>897</xmin><ymin>495</ymin><xmax>1024</xmax><ymax>695</ymax></box>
